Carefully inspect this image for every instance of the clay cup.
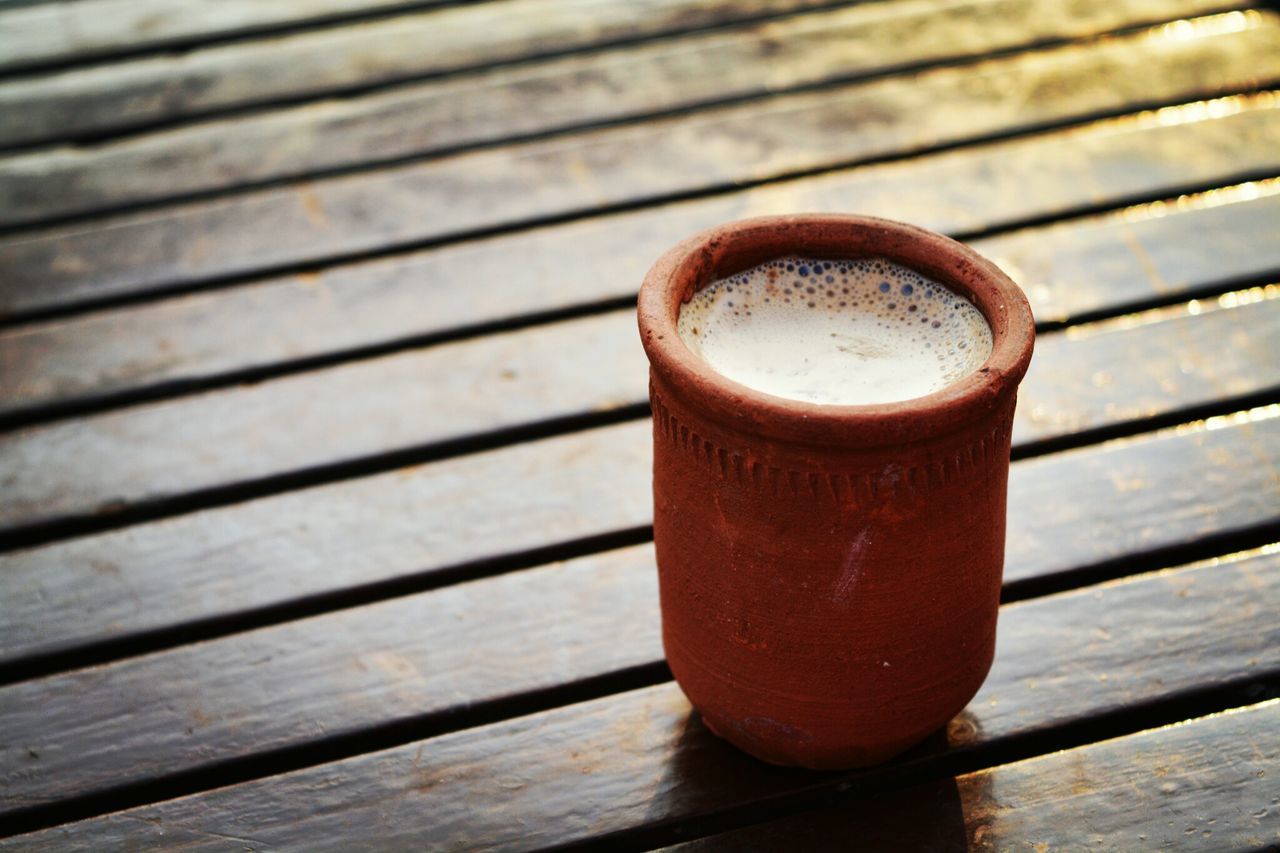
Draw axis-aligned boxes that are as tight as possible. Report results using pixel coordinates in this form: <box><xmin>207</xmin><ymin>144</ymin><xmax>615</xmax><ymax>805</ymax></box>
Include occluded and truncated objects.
<box><xmin>636</xmin><ymin>214</ymin><xmax>1035</xmax><ymax>769</ymax></box>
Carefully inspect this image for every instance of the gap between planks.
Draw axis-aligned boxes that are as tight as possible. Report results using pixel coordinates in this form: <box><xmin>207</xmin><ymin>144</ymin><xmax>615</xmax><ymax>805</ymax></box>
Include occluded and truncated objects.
<box><xmin>1</xmin><ymin>105</ymin><xmax>1275</xmax><ymax>326</ymax></box>
<box><xmin>1</xmin><ymin>175</ymin><xmax>1278</xmax><ymax>430</ymax></box>
<box><xmin>0</xmin><ymin>0</ymin><xmax>1251</xmax><ymax>218</ymax></box>
<box><xmin>0</xmin><ymin>275</ymin><xmax>1277</xmax><ymax>549</ymax></box>
<box><xmin>2</xmin><ymin>547</ymin><xmax>1276</xmax><ymax>841</ymax></box>
<box><xmin>2</xmin><ymin>44</ymin><xmax>1278</xmax><ymax>310</ymax></box>
<box><xmin>644</xmin><ymin>696</ymin><xmax>1280</xmax><ymax>851</ymax></box>
<box><xmin>0</xmin><ymin>0</ymin><xmax>1089</xmax><ymax>150</ymax></box>
<box><xmin>3</xmin><ymin>403</ymin><xmax>1278</xmax><ymax>685</ymax></box>
<box><xmin>0</xmin><ymin>0</ymin><xmax>826</xmax><ymax>79</ymax></box>
<box><xmin>4</xmin><ymin>17</ymin><xmax>1278</xmax><ymax>237</ymax></box>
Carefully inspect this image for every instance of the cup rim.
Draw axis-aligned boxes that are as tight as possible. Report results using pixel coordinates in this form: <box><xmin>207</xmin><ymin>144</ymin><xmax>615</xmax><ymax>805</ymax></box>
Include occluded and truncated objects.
<box><xmin>637</xmin><ymin>214</ymin><xmax>1035</xmax><ymax>448</ymax></box>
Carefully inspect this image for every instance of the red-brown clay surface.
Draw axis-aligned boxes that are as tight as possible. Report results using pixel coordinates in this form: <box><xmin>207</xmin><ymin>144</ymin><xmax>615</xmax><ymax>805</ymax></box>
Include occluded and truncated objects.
<box><xmin>637</xmin><ymin>214</ymin><xmax>1034</xmax><ymax>769</ymax></box>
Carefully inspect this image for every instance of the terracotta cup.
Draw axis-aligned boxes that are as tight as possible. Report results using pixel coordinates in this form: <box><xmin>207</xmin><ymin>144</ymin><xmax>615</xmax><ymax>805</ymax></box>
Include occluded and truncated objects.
<box><xmin>637</xmin><ymin>214</ymin><xmax>1035</xmax><ymax>769</ymax></box>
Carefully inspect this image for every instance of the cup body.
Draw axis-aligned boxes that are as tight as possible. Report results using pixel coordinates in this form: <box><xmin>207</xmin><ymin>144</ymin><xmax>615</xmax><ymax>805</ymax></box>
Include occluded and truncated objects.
<box><xmin>637</xmin><ymin>214</ymin><xmax>1034</xmax><ymax>769</ymax></box>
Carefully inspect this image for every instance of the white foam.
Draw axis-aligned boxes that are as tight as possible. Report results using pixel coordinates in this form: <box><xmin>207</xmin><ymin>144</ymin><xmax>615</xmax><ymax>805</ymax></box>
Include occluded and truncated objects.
<box><xmin>676</xmin><ymin>256</ymin><xmax>992</xmax><ymax>405</ymax></box>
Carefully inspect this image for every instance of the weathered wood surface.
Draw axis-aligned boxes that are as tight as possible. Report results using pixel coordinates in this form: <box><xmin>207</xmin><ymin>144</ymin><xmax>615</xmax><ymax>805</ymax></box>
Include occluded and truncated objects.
<box><xmin>3</xmin><ymin>58</ymin><xmax>1278</xmax><ymax>317</ymax></box>
<box><xmin>5</xmin><ymin>550</ymin><xmax>1276</xmax><ymax>846</ymax></box>
<box><xmin>0</xmin><ymin>0</ymin><xmax>819</xmax><ymax>77</ymax></box>
<box><xmin>1001</xmin><ymin>410</ymin><xmax>1280</xmax><ymax>587</ymax></box>
<box><xmin>0</xmin><ymin>422</ymin><xmax>653</xmax><ymax>671</ymax></box>
<box><xmin>3</xmin><ymin>407</ymin><xmax>1277</xmax><ymax>686</ymax></box>
<box><xmin>0</xmin><ymin>0</ymin><xmax>1240</xmax><ymax>220</ymax></box>
<box><xmin>978</xmin><ymin>183</ymin><xmax>1280</xmax><ymax>324</ymax></box>
<box><xmin>1014</xmin><ymin>290</ymin><xmax>1280</xmax><ymax>445</ymax></box>
<box><xmin>2</xmin><ymin>0</ymin><xmax>1276</xmax><ymax>845</ymax></box>
<box><xmin>0</xmin><ymin>544</ymin><xmax>663</xmax><ymax>816</ymax></box>
<box><xmin>668</xmin><ymin>699</ymin><xmax>1280</xmax><ymax>852</ymax></box>
<box><xmin>0</xmin><ymin>0</ymin><xmax>1229</xmax><ymax>150</ymax></box>
<box><xmin>3</xmin><ymin>180</ymin><xmax>1276</xmax><ymax>421</ymax></box>
<box><xmin>1</xmin><ymin>271</ymin><xmax>1275</xmax><ymax>535</ymax></box>
<box><xmin>0</xmin><ymin>0</ymin><xmax>448</xmax><ymax>72</ymax></box>
<box><xmin>0</xmin><ymin>310</ymin><xmax>649</xmax><ymax>535</ymax></box>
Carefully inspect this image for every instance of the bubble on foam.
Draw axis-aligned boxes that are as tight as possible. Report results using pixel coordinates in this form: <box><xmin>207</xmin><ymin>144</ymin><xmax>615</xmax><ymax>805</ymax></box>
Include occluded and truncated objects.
<box><xmin>676</xmin><ymin>255</ymin><xmax>993</xmax><ymax>405</ymax></box>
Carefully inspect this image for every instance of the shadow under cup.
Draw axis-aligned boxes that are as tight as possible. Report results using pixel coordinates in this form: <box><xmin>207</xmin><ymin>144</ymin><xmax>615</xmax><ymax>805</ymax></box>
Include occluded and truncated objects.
<box><xmin>636</xmin><ymin>214</ymin><xmax>1035</xmax><ymax>770</ymax></box>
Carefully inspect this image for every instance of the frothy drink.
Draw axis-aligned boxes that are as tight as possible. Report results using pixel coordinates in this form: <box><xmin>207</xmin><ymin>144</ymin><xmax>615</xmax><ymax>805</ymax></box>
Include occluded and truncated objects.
<box><xmin>677</xmin><ymin>255</ymin><xmax>992</xmax><ymax>405</ymax></box>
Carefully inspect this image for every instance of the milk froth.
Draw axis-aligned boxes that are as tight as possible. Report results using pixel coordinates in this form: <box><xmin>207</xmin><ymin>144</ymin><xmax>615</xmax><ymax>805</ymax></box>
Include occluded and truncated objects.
<box><xmin>677</xmin><ymin>256</ymin><xmax>992</xmax><ymax>405</ymax></box>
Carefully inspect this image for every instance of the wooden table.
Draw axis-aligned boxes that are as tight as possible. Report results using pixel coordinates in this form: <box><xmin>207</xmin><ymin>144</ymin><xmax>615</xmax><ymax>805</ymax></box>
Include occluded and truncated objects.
<box><xmin>1</xmin><ymin>0</ymin><xmax>1278</xmax><ymax>848</ymax></box>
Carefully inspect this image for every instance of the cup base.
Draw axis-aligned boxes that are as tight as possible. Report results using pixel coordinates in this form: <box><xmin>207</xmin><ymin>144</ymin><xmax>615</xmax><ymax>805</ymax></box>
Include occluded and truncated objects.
<box><xmin>698</xmin><ymin>710</ymin><xmax>923</xmax><ymax>771</ymax></box>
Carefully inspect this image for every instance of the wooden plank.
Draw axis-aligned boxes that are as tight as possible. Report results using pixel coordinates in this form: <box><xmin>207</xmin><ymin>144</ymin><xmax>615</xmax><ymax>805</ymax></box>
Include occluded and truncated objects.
<box><xmin>0</xmin><ymin>0</ymin><xmax>1234</xmax><ymax>218</ymax></box>
<box><xmin>1</xmin><ymin>265</ymin><xmax>1276</xmax><ymax>535</ymax></box>
<box><xmin>5</xmin><ymin>549</ymin><xmax>1276</xmax><ymax>846</ymax></box>
<box><xmin>0</xmin><ymin>544</ymin><xmax>662</xmax><ymax>817</ymax></box>
<box><xmin>3</xmin><ymin>177</ymin><xmax>1276</xmax><ymax>422</ymax></box>
<box><xmin>0</xmin><ymin>0</ymin><xmax>843</xmax><ymax>143</ymax></box>
<box><xmin>0</xmin><ymin>422</ymin><xmax>654</xmax><ymax>672</ymax></box>
<box><xmin>3</xmin><ymin>402</ymin><xmax>1277</xmax><ymax>693</ymax></box>
<box><xmin>11</xmin><ymin>11</ymin><xmax>1280</xmax><ymax>230</ymax></box>
<box><xmin>0</xmin><ymin>0</ymin><xmax>814</xmax><ymax>75</ymax></box>
<box><xmin>1014</xmin><ymin>288</ymin><xmax>1280</xmax><ymax>445</ymax></box>
<box><xmin>3</xmin><ymin>32</ymin><xmax>1278</xmax><ymax>315</ymax></box>
<box><xmin>1002</xmin><ymin>409</ymin><xmax>1280</xmax><ymax>587</ymax></box>
<box><xmin>0</xmin><ymin>1</ymin><xmax>442</xmax><ymax>72</ymax></box>
<box><xmin>0</xmin><ymin>0</ymin><xmax>1218</xmax><ymax>149</ymax></box>
<box><xmin>0</xmin><ymin>309</ymin><xmax>649</xmax><ymax>533</ymax></box>
<box><xmin>4</xmin><ymin>98</ymin><xmax>1276</xmax><ymax>325</ymax></box>
<box><xmin>976</xmin><ymin>182</ymin><xmax>1280</xmax><ymax>324</ymax></box>
<box><xmin>667</xmin><ymin>700</ymin><xmax>1280</xmax><ymax>851</ymax></box>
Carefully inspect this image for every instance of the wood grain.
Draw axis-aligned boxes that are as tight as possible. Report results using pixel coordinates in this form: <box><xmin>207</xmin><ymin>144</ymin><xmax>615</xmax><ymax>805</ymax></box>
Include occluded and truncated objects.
<box><xmin>0</xmin><ymin>0</ymin><xmax>1230</xmax><ymax>149</ymax></box>
<box><xmin>0</xmin><ymin>0</ymin><xmax>821</xmax><ymax>76</ymax></box>
<box><xmin>1</xmin><ymin>269</ymin><xmax>1276</xmax><ymax>535</ymax></box>
<box><xmin>3</xmin><ymin>1</ymin><xmax>1275</xmax><ymax>845</ymax></box>
<box><xmin>0</xmin><ymin>544</ymin><xmax>663</xmax><ymax>816</ymax></box>
<box><xmin>3</xmin><ymin>406</ymin><xmax>1277</xmax><ymax>690</ymax></box>
<box><xmin>1003</xmin><ymin>410</ymin><xmax>1280</xmax><ymax>586</ymax></box>
<box><xmin>0</xmin><ymin>422</ymin><xmax>654</xmax><ymax>674</ymax></box>
<box><xmin>5</xmin><ymin>549</ymin><xmax>1276</xmax><ymax>845</ymax></box>
<box><xmin>0</xmin><ymin>1</ymin><xmax>446</xmax><ymax>72</ymax></box>
<box><xmin>0</xmin><ymin>0</ymin><xmax>1236</xmax><ymax>218</ymax></box>
<box><xmin>2</xmin><ymin>178</ymin><xmax>1276</xmax><ymax>422</ymax></box>
<box><xmin>3</xmin><ymin>33</ymin><xmax>1279</xmax><ymax>314</ymax></box>
<box><xmin>0</xmin><ymin>309</ymin><xmax>650</xmax><ymax>533</ymax></box>
<box><xmin>667</xmin><ymin>699</ymin><xmax>1280</xmax><ymax>851</ymax></box>
<box><xmin>976</xmin><ymin>183</ymin><xmax>1280</xmax><ymax>324</ymax></box>
<box><xmin>1013</xmin><ymin>290</ymin><xmax>1280</xmax><ymax>445</ymax></box>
